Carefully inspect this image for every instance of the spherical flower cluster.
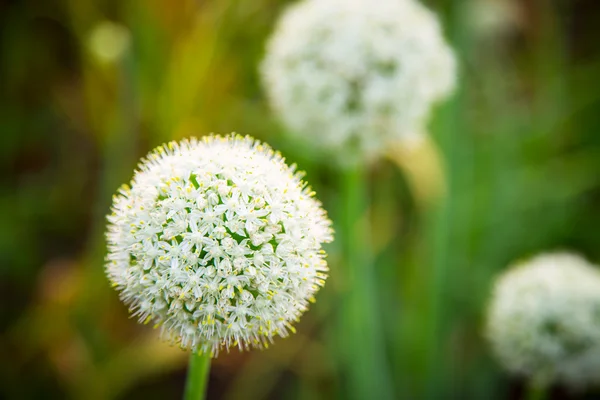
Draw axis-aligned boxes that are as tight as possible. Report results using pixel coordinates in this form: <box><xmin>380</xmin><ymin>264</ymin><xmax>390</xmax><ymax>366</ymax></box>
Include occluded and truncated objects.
<box><xmin>486</xmin><ymin>252</ymin><xmax>600</xmax><ymax>389</ymax></box>
<box><xmin>261</xmin><ymin>0</ymin><xmax>457</xmax><ymax>163</ymax></box>
<box><xmin>88</xmin><ymin>21</ymin><xmax>131</xmax><ymax>63</ymax></box>
<box><xmin>105</xmin><ymin>135</ymin><xmax>333</xmax><ymax>356</ymax></box>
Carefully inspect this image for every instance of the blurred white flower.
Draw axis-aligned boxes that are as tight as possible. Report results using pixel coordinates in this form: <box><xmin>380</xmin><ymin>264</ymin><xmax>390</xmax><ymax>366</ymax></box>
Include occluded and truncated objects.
<box><xmin>465</xmin><ymin>0</ymin><xmax>522</xmax><ymax>43</ymax></box>
<box><xmin>261</xmin><ymin>0</ymin><xmax>456</xmax><ymax>164</ymax></box>
<box><xmin>486</xmin><ymin>252</ymin><xmax>600</xmax><ymax>389</ymax></box>
<box><xmin>88</xmin><ymin>21</ymin><xmax>131</xmax><ymax>63</ymax></box>
<box><xmin>105</xmin><ymin>134</ymin><xmax>333</xmax><ymax>356</ymax></box>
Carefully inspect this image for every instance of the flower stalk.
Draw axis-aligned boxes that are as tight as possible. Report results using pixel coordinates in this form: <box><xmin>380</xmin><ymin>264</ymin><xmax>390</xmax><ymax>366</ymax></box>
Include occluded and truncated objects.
<box><xmin>184</xmin><ymin>352</ymin><xmax>211</xmax><ymax>400</ymax></box>
<box><xmin>525</xmin><ymin>382</ymin><xmax>546</xmax><ymax>400</ymax></box>
<box><xmin>340</xmin><ymin>166</ymin><xmax>393</xmax><ymax>400</ymax></box>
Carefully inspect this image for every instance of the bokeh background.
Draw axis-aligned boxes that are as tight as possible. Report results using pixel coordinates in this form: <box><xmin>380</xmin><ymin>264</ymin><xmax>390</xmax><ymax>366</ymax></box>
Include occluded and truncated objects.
<box><xmin>2</xmin><ymin>0</ymin><xmax>600</xmax><ymax>399</ymax></box>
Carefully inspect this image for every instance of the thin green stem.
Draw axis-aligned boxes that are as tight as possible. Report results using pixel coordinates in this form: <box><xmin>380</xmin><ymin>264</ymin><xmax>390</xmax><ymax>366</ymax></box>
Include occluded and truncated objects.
<box><xmin>340</xmin><ymin>166</ymin><xmax>394</xmax><ymax>400</ymax></box>
<box><xmin>184</xmin><ymin>352</ymin><xmax>211</xmax><ymax>400</ymax></box>
<box><xmin>525</xmin><ymin>382</ymin><xmax>547</xmax><ymax>400</ymax></box>
<box><xmin>422</xmin><ymin>2</ymin><xmax>466</xmax><ymax>397</ymax></box>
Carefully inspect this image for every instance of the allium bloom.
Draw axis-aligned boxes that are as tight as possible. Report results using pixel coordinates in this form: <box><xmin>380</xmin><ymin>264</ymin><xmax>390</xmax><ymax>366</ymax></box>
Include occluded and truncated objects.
<box><xmin>261</xmin><ymin>0</ymin><xmax>456</xmax><ymax>162</ymax></box>
<box><xmin>105</xmin><ymin>135</ymin><xmax>333</xmax><ymax>356</ymax></box>
<box><xmin>88</xmin><ymin>21</ymin><xmax>131</xmax><ymax>63</ymax></box>
<box><xmin>486</xmin><ymin>252</ymin><xmax>600</xmax><ymax>389</ymax></box>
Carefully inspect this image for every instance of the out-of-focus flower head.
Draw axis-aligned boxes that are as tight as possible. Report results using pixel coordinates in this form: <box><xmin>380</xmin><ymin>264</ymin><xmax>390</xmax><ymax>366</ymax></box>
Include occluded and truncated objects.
<box><xmin>486</xmin><ymin>252</ymin><xmax>600</xmax><ymax>389</ymax></box>
<box><xmin>105</xmin><ymin>134</ymin><xmax>333</xmax><ymax>356</ymax></box>
<box><xmin>465</xmin><ymin>0</ymin><xmax>523</xmax><ymax>43</ymax></box>
<box><xmin>88</xmin><ymin>21</ymin><xmax>131</xmax><ymax>63</ymax></box>
<box><xmin>261</xmin><ymin>0</ymin><xmax>456</xmax><ymax>165</ymax></box>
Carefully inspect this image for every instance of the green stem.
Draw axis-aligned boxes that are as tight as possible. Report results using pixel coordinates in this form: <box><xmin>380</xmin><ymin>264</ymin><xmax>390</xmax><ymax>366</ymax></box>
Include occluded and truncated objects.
<box><xmin>184</xmin><ymin>352</ymin><xmax>211</xmax><ymax>400</ymax></box>
<box><xmin>422</xmin><ymin>2</ymin><xmax>466</xmax><ymax>397</ymax></box>
<box><xmin>340</xmin><ymin>166</ymin><xmax>394</xmax><ymax>400</ymax></box>
<box><xmin>525</xmin><ymin>382</ymin><xmax>547</xmax><ymax>400</ymax></box>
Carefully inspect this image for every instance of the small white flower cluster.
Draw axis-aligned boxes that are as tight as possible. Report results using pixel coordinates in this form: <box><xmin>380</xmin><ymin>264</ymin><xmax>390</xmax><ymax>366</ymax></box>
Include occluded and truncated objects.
<box><xmin>88</xmin><ymin>21</ymin><xmax>131</xmax><ymax>63</ymax></box>
<box><xmin>105</xmin><ymin>134</ymin><xmax>333</xmax><ymax>356</ymax></box>
<box><xmin>261</xmin><ymin>0</ymin><xmax>456</xmax><ymax>163</ymax></box>
<box><xmin>486</xmin><ymin>252</ymin><xmax>600</xmax><ymax>389</ymax></box>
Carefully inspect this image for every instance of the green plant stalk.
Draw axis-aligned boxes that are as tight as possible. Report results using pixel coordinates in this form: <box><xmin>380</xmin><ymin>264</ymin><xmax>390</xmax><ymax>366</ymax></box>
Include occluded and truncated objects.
<box><xmin>423</xmin><ymin>1</ymin><xmax>469</xmax><ymax>397</ymax></box>
<box><xmin>184</xmin><ymin>352</ymin><xmax>211</xmax><ymax>400</ymax></box>
<box><xmin>534</xmin><ymin>0</ymin><xmax>568</xmax><ymax>131</ymax></box>
<box><xmin>340</xmin><ymin>166</ymin><xmax>394</xmax><ymax>400</ymax></box>
<box><xmin>525</xmin><ymin>382</ymin><xmax>546</xmax><ymax>400</ymax></box>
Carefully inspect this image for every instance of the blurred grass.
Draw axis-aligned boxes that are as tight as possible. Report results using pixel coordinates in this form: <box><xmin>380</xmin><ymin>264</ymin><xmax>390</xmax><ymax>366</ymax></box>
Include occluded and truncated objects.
<box><xmin>2</xmin><ymin>0</ymin><xmax>600</xmax><ymax>399</ymax></box>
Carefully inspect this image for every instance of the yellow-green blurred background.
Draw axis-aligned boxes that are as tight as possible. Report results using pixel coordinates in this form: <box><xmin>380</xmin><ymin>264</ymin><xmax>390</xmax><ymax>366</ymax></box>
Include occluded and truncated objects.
<box><xmin>3</xmin><ymin>0</ymin><xmax>600</xmax><ymax>399</ymax></box>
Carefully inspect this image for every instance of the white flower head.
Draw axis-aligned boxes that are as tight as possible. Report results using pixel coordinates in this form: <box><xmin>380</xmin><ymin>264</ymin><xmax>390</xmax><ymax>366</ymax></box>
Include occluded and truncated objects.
<box><xmin>486</xmin><ymin>252</ymin><xmax>600</xmax><ymax>389</ymax></box>
<box><xmin>105</xmin><ymin>134</ymin><xmax>333</xmax><ymax>356</ymax></box>
<box><xmin>88</xmin><ymin>21</ymin><xmax>131</xmax><ymax>63</ymax></box>
<box><xmin>261</xmin><ymin>0</ymin><xmax>457</xmax><ymax>164</ymax></box>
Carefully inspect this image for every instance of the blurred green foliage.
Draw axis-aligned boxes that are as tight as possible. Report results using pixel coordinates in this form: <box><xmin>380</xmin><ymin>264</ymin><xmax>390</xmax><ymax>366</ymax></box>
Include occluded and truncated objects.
<box><xmin>2</xmin><ymin>0</ymin><xmax>600</xmax><ymax>399</ymax></box>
